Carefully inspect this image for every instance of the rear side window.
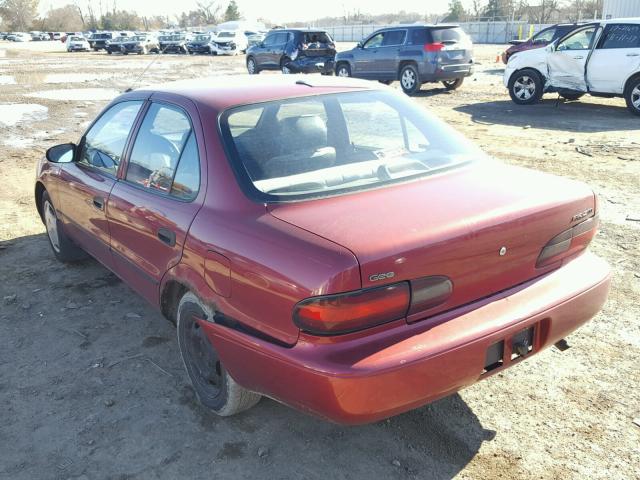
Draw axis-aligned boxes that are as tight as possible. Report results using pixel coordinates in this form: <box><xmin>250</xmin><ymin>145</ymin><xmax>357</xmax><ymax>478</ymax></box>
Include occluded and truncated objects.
<box><xmin>382</xmin><ymin>30</ymin><xmax>406</xmax><ymax>46</ymax></box>
<box><xmin>409</xmin><ymin>29</ymin><xmax>429</xmax><ymax>45</ymax></box>
<box><xmin>597</xmin><ymin>24</ymin><xmax>640</xmax><ymax>49</ymax></box>
<box><xmin>126</xmin><ymin>103</ymin><xmax>200</xmax><ymax>200</ymax></box>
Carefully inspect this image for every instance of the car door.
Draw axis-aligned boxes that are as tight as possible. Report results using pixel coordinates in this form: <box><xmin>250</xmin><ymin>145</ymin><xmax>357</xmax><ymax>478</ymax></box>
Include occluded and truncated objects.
<box><xmin>257</xmin><ymin>32</ymin><xmax>277</xmax><ymax>67</ymax></box>
<box><xmin>587</xmin><ymin>23</ymin><xmax>640</xmax><ymax>94</ymax></box>
<box><xmin>353</xmin><ymin>31</ymin><xmax>385</xmax><ymax>77</ymax></box>
<box><xmin>106</xmin><ymin>98</ymin><xmax>206</xmax><ymax>305</ymax></box>
<box><xmin>376</xmin><ymin>29</ymin><xmax>407</xmax><ymax>79</ymax></box>
<box><xmin>547</xmin><ymin>25</ymin><xmax>600</xmax><ymax>92</ymax></box>
<box><xmin>56</xmin><ymin>100</ymin><xmax>144</xmax><ymax>270</ymax></box>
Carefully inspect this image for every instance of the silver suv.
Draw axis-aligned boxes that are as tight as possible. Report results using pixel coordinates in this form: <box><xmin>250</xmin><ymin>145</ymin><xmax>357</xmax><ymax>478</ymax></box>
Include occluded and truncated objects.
<box><xmin>335</xmin><ymin>25</ymin><xmax>474</xmax><ymax>95</ymax></box>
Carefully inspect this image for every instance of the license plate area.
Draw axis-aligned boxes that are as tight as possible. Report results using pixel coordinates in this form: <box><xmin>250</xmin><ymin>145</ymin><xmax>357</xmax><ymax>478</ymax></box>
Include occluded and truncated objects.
<box><xmin>482</xmin><ymin>324</ymin><xmax>537</xmax><ymax>375</ymax></box>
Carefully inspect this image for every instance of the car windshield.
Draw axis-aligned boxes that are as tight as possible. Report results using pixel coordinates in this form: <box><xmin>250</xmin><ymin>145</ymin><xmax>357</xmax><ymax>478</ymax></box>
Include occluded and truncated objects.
<box><xmin>194</xmin><ymin>34</ymin><xmax>209</xmax><ymax>41</ymax></box>
<box><xmin>221</xmin><ymin>90</ymin><xmax>485</xmax><ymax>201</ymax></box>
<box><xmin>132</xmin><ymin>35</ymin><xmax>146</xmax><ymax>41</ymax></box>
<box><xmin>218</xmin><ymin>32</ymin><xmax>234</xmax><ymax>37</ymax></box>
<box><xmin>70</xmin><ymin>36</ymin><xmax>83</xmax><ymax>41</ymax></box>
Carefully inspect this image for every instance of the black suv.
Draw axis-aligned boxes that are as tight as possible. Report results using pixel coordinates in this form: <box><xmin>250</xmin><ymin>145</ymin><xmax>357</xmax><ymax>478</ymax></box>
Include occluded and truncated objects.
<box><xmin>246</xmin><ymin>29</ymin><xmax>336</xmax><ymax>75</ymax></box>
<box><xmin>88</xmin><ymin>32</ymin><xmax>114</xmax><ymax>51</ymax></box>
<box><xmin>335</xmin><ymin>25</ymin><xmax>474</xmax><ymax>95</ymax></box>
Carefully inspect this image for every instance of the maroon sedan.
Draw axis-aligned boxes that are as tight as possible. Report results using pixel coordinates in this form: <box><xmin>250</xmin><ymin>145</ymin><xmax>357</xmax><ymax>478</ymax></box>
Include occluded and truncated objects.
<box><xmin>35</xmin><ymin>76</ymin><xmax>610</xmax><ymax>424</ymax></box>
<box><xmin>502</xmin><ymin>23</ymin><xmax>582</xmax><ymax>63</ymax></box>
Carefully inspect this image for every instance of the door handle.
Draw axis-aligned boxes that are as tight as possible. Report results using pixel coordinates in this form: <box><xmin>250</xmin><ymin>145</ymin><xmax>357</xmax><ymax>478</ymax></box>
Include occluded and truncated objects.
<box><xmin>92</xmin><ymin>196</ymin><xmax>104</xmax><ymax>210</ymax></box>
<box><xmin>573</xmin><ymin>56</ymin><xmax>584</xmax><ymax>59</ymax></box>
<box><xmin>626</xmin><ymin>53</ymin><xmax>640</xmax><ymax>57</ymax></box>
<box><xmin>157</xmin><ymin>228</ymin><xmax>176</xmax><ymax>247</ymax></box>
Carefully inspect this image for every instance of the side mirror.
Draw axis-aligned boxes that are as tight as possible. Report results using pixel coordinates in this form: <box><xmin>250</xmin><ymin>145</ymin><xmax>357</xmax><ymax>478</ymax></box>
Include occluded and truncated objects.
<box><xmin>46</xmin><ymin>143</ymin><xmax>76</xmax><ymax>163</ymax></box>
<box><xmin>356</xmin><ymin>42</ymin><xmax>363</xmax><ymax>49</ymax></box>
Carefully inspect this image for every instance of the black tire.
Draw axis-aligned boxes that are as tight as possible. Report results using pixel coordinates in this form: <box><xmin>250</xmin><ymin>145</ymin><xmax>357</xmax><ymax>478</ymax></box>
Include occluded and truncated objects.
<box><xmin>624</xmin><ymin>75</ymin><xmax>640</xmax><ymax>116</ymax></box>
<box><xmin>246</xmin><ymin>56</ymin><xmax>259</xmax><ymax>75</ymax></box>
<box><xmin>177</xmin><ymin>292</ymin><xmax>261</xmax><ymax>416</ymax></box>
<box><xmin>280</xmin><ymin>57</ymin><xmax>291</xmax><ymax>74</ymax></box>
<box><xmin>399</xmin><ymin>64</ymin><xmax>421</xmax><ymax>95</ymax></box>
<box><xmin>41</xmin><ymin>191</ymin><xmax>87</xmax><ymax>263</ymax></box>
<box><xmin>508</xmin><ymin>69</ymin><xmax>544</xmax><ymax>105</ymax></box>
<box><xmin>335</xmin><ymin>63</ymin><xmax>351</xmax><ymax>77</ymax></box>
<box><xmin>107</xmin><ymin>50</ymin><xmax>112</xmax><ymax>55</ymax></box>
<box><xmin>442</xmin><ymin>78</ymin><xmax>464</xmax><ymax>90</ymax></box>
<box><xmin>560</xmin><ymin>93</ymin><xmax>584</xmax><ymax>101</ymax></box>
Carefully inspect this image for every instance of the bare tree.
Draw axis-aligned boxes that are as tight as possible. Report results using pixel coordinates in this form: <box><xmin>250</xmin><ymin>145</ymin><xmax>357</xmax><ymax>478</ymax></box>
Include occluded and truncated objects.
<box><xmin>0</xmin><ymin>0</ymin><xmax>39</xmax><ymax>30</ymax></box>
<box><xmin>196</xmin><ymin>1</ymin><xmax>221</xmax><ymax>25</ymax></box>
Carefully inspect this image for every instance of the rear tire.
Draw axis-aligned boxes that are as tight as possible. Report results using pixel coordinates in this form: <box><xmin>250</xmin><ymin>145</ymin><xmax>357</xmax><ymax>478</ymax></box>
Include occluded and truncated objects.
<box><xmin>442</xmin><ymin>78</ymin><xmax>464</xmax><ymax>90</ymax></box>
<box><xmin>508</xmin><ymin>69</ymin><xmax>544</xmax><ymax>105</ymax></box>
<box><xmin>281</xmin><ymin>57</ymin><xmax>291</xmax><ymax>74</ymax></box>
<box><xmin>176</xmin><ymin>292</ymin><xmax>261</xmax><ymax>416</ymax></box>
<box><xmin>336</xmin><ymin>63</ymin><xmax>351</xmax><ymax>77</ymax></box>
<box><xmin>624</xmin><ymin>75</ymin><xmax>640</xmax><ymax>116</ymax></box>
<box><xmin>41</xmin><ymin>191</ymin><xmax>87</xmax><ymax>263</ymax></box>
<box><xmin>399</xmin><ymin>64</ymin><xmax>420</xmax><ymax>95</ymax></box>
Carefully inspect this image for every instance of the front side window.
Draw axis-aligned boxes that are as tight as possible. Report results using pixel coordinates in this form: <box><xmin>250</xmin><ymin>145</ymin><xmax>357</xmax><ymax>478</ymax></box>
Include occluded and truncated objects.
<box><xmin>79</xmin><ymin>100</ymin><xmax>143</xmax><ymax>175</ymax></box>
<box><xmin>558</xmin><ymin>27</ymin><xmax>597</xmax><ymax>51</ymax></box>
<box><xmin>597</xmin><ymin>24</ymin><xmax>640</xmax><ymax>49</ymax></box>
<box><xmin>263</xmin><ymin>34</ymin><xmax>276</xmax><ymax>46</ymax></box>
<box><xmin>221</xmin><ymin>90</ymin><xmax>483</xmax><ymax>201</ymax></box>
<box><xmin>126</xmin><ymin>103</ymin><xmax>200</xmax><ymax>200</ymax></box>
<box><xmin>364</xmin><ymin>33</ymin><xmax>384</xmax><ymax>49</ymax></box>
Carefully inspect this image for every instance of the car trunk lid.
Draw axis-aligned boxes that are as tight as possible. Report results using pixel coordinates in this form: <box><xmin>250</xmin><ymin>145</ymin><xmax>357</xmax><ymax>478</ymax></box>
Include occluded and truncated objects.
<box><xmin>268</xmin><ymin>162</ymin><xmax>595</xmax><ymax>322</ymax></box>
<box><xmin>430</xmin><ymin>26</ymin><xmax>473</xmax><ymax>65</ymax></box>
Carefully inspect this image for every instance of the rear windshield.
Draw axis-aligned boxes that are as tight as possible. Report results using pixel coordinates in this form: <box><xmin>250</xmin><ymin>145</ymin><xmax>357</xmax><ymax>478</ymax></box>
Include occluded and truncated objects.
<box><xmin>302</xmin><ymin>31</ymin><xmax>332</xmax><ymax>44</ymax></box>
<box><xmin>431</xmin><ymin>27</ymin><xmax>468</xmax><ymax>44</ymax></box>
<box><xmin>221</xmin><ymin>90</ymin><xmax>483</xmax><ymax>202</ymax></box>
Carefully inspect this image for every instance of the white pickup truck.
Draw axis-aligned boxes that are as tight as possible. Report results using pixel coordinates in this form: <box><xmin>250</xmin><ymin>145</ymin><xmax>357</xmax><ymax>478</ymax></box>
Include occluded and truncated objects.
<box><xmin>504</xmin><ymin>18</ymin><xmax>640</xmax><ymax>116</ymax></box>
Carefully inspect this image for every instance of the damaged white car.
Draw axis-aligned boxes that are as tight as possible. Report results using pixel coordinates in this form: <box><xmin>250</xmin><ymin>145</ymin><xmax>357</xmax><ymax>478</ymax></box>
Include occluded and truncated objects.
<box><xmin>504</xmin><ymin>19</ymin><xmax>640</xmax><ymax>116</ymax></box>
<box><xmin>209</xmin><ymin>30</ymin><xmax>248</xmax><ymax>55</ymax></box>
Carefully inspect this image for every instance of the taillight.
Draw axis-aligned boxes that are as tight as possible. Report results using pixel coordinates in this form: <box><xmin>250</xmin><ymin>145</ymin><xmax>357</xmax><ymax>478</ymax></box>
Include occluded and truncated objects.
<box><xmin>293</xmin><ymin>283</ymin><xmax>410</xmax><ymax>335</ymax></box>
<box><xmin>408</xmin><ymin>276</ymin><xmax>453</xmax><ymax>314</ymax></box>
<box><xmin>424</xmin><ymin>42</ymin><xmax>444</xmax><ymax>52</ymax></box>
<box><xmin>536</xmin><ymin>215</ymin><xmax>599</xmax><ymax>267</ymax></box>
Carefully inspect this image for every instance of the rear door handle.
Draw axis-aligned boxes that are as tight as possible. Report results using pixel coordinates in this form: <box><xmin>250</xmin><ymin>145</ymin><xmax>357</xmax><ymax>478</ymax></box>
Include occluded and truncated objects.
<box><xmin>627</xmin><ymin>53</ymin><xmax>640</xmax><ymax>57</ymax></box>
<box><xmin>92</xmin><ymin>196</ymin><xmax>104</xmax><ymax>210</ymax></box>
<box><xmin>157</xmin><ymin>228</ymin><xmax>176</xmax><ymax>247</ymax></box>
<box><xmin>573</xmin><ymin>56</ymin><xmax>584</xmax><ymax>59</ymax></box>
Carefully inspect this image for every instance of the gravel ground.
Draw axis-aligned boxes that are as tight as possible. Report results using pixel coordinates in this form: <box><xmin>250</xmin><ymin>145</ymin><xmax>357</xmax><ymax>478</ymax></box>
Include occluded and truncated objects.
<box><xmin>0</xmin><ymin>40</ymin><xmax>639</xmax><ymax>480</ymax></box>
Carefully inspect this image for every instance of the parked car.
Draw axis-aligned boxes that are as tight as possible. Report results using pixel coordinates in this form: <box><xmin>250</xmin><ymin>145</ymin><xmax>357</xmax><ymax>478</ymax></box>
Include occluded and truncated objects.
<box><xmin>187</xmin><ymin>33</ymin><xmax>212</xmax><ymax>54</ymax></box>
<box><xmin>210</xmin><ymin>30</ymin><xmax>248</xmax><ymax>55</ymax></box>
<box><xmin>502</xmin><ymin>23</ymin><xmax>583</xmax><ymax>64</ymax></box>
<box><xmin>13</xmin><ymin>32</ymin><xmax>32</xmax><ymax>42</ymax></box>
<box><xmin>52</xmin><ymin>32</ymin><xmax>62</xmax><ymax>41</ymax></box>
<box><xmin>66</xmin><ymin>35</ymin><xmax>90</xmax><ymax>52</ymax></box>
<box><xmin>121</xmin><ymin>34</ymin><xmax>159</xmax><ymax>55</ymax></box>
<box><xmin>88</xmin><ymin>32</ymin><xmax>114</xmax><ymax>51</ymax></box>
<box><xmin>246</xmin><ymin>31</ymin><xmax>266</xmax><ymax>48</ymax></box>
<box><xmin>30</xmin><ymin>31</ymin><xmax>49</xmax><ymax>41</ymax></box>
<box><xmin>158</xmin><ymin>33</ymin><xmax>188</xmax><ymax>54</ymax></box>
<box><xmin>246</xmin><ymin>29</ymin><xmax>336</xmax><ymax>74</ymax></box>
<box><xmin>35</xmin><ymin>75</ymin><xmax>610</xmax><ymax>425</ymax></box>
<box><xmin>105</xmin><ymin>36</ymin><xmax>128</xmax><ymax>54</ymax></box>
<box><xmin>335</xmin><ymin>24</ymin><xmax>474</xmax><ymax>95</ymax></box>
<box><xmin>504</xmin><ymin>19</ymin><xmax>640</xmax><ymax>115</ymax></box>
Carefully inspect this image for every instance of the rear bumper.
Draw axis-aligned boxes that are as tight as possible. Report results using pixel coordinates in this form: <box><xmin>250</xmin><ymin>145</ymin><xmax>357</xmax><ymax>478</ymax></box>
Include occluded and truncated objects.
<box><xmin>201</xmin><ymin>252</ymin><xmax>610</xmax><ymax>425</ymax></box>
<box><xmin>287</xmin><ymin>57</ymin><xmax>335</xmax><ymax>74</ymax></box>
<box><xmin>420</xmin><ymin>62</ymin><xmax>474</xmax><ymax>82</ymax></box>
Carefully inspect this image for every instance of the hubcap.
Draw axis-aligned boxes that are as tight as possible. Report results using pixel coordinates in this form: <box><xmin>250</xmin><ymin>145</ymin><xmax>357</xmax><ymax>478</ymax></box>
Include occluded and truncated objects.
<box><xmin>514</xmin><ymin>75</ymin><xmax>535</xmax><ymax>100</ymax></box>
<box><xmin>401</xmin><ymin>69</ymin><xmax>416</xmax><ymax>90</ymax></box>
<box><xmin>44</xmin><ymin>201</ymin><xmax>60</xmax><ymax>252</ymax></box>
<box><xmin>282</xmin><ymin>65</ymin><xmax>290</xmax><ymax>74</ymax></box>
<box><xmin>247</xmin><ymin>59</ymin><xmax>255</xmax><ymax>73</ymax></box>
<box><xmin>632</xmin><ymin>85</ymin><xmax>640</xmax><ymax>110</ymax></box>
<box><xmin>185</xmin><ymin>314</ymin><xmax>222</xmax><ymax>391</ymax></box>
<box><xmin>337</xmin><ymin>67</ymin><xmax>349</xmax><ymax>77</ymax></box>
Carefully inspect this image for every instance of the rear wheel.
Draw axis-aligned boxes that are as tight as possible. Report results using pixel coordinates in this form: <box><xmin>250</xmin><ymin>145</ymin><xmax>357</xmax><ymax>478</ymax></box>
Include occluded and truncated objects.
<box><xmin>508</xmin><ymin>69</ymin><xmax>544</xmax><ymax>105</ymax></box>
<box><xmin>42</xmin><ymin>191</ymin><xmax>87</xmax><ymax>263</ymax></box>
<box><xmin>177</xmin><ymin>292</ymin><xmax>261</xmax><ymax>416</ymax></box>
<box><xmin>442</xmin><ymin>78</ymin><xmax>464</xmax><ymax>90</ymax></box>
<box><xmin>336</xmin><ymin>63</ymin><xmax>351</xmax><ymax>77</ymax></box>
<box><xmin>281</xmin><ymin>58</ymin><xmax>291</xmax><ymax>74</ymax></box>
<box><xmin>624</xmin><ymin>76</ymin><xmax>640</xmax><ymax>116</ymax></box>
<box><xmin>399</xmin><ymin>64</ymin><xmax>420</xmax><ymax>95</ymax></box>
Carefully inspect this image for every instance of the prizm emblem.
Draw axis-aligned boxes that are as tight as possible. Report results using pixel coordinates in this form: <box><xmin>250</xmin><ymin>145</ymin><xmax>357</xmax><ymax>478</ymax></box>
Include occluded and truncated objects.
<box><xmin>369</xmin><ymin>272</ymin><xmax>395</xmax><ymax>282</ymax></box>
<box><xmin>572</xmin><ymin>208</ymin><xmax>594</xmax><ymax>223</ymax></box>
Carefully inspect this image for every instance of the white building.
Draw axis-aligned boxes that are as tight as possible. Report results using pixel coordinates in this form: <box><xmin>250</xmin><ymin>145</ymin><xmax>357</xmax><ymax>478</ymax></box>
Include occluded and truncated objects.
<box><xmin>603</xmin><ymin>0</ymin><xmax>640</xmax><ymax>19</ymax></box>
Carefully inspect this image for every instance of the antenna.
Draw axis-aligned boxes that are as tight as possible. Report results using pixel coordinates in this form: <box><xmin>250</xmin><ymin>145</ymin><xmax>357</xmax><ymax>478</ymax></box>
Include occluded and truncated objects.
<box><xmin>124</xmin><ymin>36</ymin><xmax>173</xmax><ymax>93</ymax></box>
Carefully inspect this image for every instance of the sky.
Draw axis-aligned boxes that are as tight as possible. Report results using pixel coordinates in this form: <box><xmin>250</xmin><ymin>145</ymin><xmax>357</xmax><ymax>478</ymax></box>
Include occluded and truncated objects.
<box><xmin>38</xmin><ymin>0</ymin><xmax>468</xmax><ymax>24</ymax></box>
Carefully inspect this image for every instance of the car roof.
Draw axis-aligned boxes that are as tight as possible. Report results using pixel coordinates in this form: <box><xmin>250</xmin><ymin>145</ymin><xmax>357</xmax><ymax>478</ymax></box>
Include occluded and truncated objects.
<box><xmin>600</xmin><ymin>17</ymin><xmax>640</xmax><ymax>25</ymax></box>
<box><xmin>272</xmin><ymin>28</ymin><xmax>328</xmax><ymax>33</ymax></box>
<box><xmin>135</xmin><ymin>75</ymin><xmax>383</xmax><ymax>112</ymax></box>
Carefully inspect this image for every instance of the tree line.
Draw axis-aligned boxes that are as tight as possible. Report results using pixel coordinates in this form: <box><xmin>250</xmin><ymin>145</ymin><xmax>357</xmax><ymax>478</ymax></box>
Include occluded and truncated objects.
<box><xmin>0</xmin><ymin>0</ymin><xmax>243</xmax><ymax>32</ymax></box>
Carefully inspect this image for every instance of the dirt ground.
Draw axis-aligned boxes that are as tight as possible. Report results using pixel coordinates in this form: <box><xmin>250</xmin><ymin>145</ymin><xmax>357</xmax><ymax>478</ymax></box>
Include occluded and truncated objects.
<box><xmin>0</xmin><ymin>40</ymin><xmax>638</xmax><ymax>480</ymax></box>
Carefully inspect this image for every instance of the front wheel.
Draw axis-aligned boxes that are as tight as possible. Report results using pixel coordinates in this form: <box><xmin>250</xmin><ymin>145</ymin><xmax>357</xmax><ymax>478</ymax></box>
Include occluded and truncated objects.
<box><xmin>42</xmin><ymin>191</ymin><xmax>87</xmax><ymax>263</ymax></box>
<box><xmin>442</xmin><ymin>78</ymin><xmax>464</xmax><ymax>90</ymax></box>
<box><xmin>246</xmin><ymin>56</ymin><xmax>259</xmax><ymax>74</ymax></box>
<box><xmin>400</xmin><ymin>64</ymin><xmax>421</xmax><ymax>95</ymax></box>
<box><xmin>336</xmin><ymin>63</ymin><xmax>351</xmax><ymax>77</ymax></box>
<box><xmin>508</xmin><ymin>69</ymin><xmax>544</xmax><ymax>105</ymax></box>
<box><xmin>624</xmin><ymin>76</ymin><xmax>640</xmax><ymax>116</ymax></box>
<box><xmin>176</xmin><ymin>292</ymin><xmax>261</xmax><ymax>416</ymax></box>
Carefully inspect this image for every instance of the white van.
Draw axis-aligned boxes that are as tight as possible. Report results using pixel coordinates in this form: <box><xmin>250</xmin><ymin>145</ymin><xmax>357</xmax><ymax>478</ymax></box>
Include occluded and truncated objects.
<box><xmin>504</xmin><ymin>18</ymin><xmax>640</xmax><ymax>115</ymax></box>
